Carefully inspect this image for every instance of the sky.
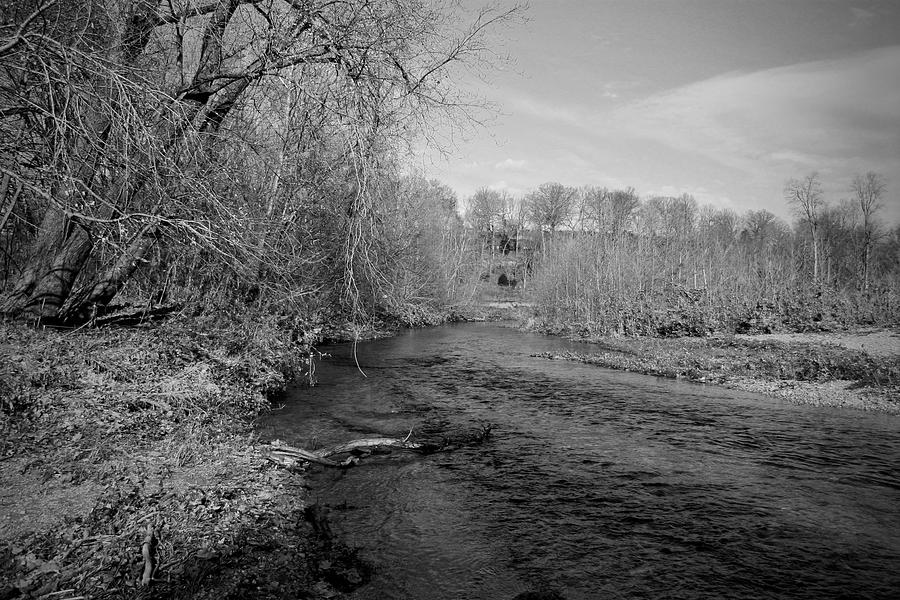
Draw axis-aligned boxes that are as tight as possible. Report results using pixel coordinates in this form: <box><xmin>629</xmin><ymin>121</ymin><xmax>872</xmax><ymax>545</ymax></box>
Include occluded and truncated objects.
<box><xmin>417</xmin><ymin>0</ymin><xmax>900</xmax><ymax>224</ymax></box>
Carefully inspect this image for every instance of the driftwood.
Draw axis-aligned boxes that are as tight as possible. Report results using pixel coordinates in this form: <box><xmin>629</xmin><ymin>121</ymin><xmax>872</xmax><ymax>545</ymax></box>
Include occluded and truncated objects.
<box><xmin>269</xmin><ymin>424</ymin><xmax>493</xmax><ymax>469</ymax></box>
<box><xmin>269</xmin><ymin>436</ymin><xmax>423</xmax><ymax>468</ymax></box>
<box><xmin>140</xmin><ymin>525</ymin><xmax>157</xmax><ymax>586</ymax></box>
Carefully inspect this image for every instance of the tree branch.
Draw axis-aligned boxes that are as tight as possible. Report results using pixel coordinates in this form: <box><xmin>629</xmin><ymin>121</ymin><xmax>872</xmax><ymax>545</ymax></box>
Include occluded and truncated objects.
<box><xmin>0</xmin><ymin>1</ymin><xmax>58</xmax><ymax>57</ymax></box>
<box><xmin>267</xmin><ymin>425</ymin><xmax>493</xmax><ymax>469</ymax></box>
<box><xmin>0</xmin><ymin>173</ymin><xmax>22</xmax><ymax>234</ymax></box>
<box><xmin>152</xmin><ymin>0</ymin><xmax>263</xmax><ymax>26</ymax></box>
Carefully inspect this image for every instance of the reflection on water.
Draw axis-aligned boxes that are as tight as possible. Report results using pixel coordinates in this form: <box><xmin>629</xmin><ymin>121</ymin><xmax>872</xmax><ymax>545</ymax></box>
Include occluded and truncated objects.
<box><xmin>259</xmin><ymin>323</ymin><xmax>900</xmax><ymax>600</ymax></box>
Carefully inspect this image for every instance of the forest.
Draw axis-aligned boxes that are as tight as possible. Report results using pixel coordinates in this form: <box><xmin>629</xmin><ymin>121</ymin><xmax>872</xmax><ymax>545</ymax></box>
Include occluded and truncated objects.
<box><xmin>460</xmin><ymin>174</ymin><xmax>899</xmax><ymax>336</ymax></box>
<box><xmin>0</xmin><ymin>0</ymin><xmax>515</xmax><ymax>332</ymax></box>
<box><xmin>1</xmin><ymin>1</ymin><xmax>897</xmax><ymax>337</ymax></box>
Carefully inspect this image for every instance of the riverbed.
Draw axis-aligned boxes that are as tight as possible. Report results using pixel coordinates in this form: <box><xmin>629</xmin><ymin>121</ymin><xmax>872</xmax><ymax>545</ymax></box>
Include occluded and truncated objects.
<box><xmin>260</xmin><ymin>323</ymin><xmax>900</xmax><ymax>600</ymax></box>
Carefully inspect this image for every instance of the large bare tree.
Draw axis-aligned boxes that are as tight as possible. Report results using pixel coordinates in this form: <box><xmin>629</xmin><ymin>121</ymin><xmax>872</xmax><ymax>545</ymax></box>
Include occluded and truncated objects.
<box><xmin>526</xmin><ymin>181</ymin><xmax>576</xmax><ymax>241</ymax></box>
<box><xmin>0</xmin><ymin>0</ymin><xmax>520</xmax><ymax>323</ymax></box>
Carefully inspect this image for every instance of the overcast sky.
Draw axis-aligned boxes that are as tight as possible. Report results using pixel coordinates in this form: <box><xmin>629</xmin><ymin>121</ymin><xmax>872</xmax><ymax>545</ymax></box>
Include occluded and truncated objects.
<box><xmin>418</xmin><ymin>0</ymin><xmax>900</xmax><ymax>224</ymax></box>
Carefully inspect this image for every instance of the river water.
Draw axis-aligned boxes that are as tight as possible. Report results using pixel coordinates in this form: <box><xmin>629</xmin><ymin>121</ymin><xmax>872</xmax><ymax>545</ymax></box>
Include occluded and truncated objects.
<box><xmin>259</xmin><ymin>323</ymin><xmax>900</xmax><ymax>600</ymax></box>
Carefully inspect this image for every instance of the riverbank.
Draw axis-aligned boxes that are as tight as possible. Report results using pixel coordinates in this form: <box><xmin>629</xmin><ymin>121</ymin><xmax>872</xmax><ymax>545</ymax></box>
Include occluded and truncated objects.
<box><xmin>0</xmin><ymin>316</ymin><xmax>361</xmax><ymax>599</ymax></box>
<box><xmin>4</xmin><ymin>314</ymin><xmax>897</xmax><ymax>599</ymax></box>
<box><xmin>533</xmin><ymin>328</ymin><xmax>900</xmax><ymax>414</ymax></box>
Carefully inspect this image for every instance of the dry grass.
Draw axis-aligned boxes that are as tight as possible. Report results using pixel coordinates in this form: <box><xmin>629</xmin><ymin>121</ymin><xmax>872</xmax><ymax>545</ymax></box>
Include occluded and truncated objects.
<box><xmin>0</xmin><ymin>315</ymin><xmax>329</xmax><ymax>599</ymax></box>
<box><xmin>534</xmin><ymin>331</ymin><xmax>900</xmax><ymax>414</ymax></box>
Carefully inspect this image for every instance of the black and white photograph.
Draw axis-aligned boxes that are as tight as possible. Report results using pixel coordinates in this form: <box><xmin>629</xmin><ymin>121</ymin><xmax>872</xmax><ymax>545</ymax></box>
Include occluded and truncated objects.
<box><xmin>1</xmin><ymin>1</ymin><xmax>898</xmax><ymax>598</ymax></box>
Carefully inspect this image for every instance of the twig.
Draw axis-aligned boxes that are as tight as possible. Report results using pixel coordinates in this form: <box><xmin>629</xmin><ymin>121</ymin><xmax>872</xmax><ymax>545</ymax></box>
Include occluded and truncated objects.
<box><xmin>39</xmin><ymin>589</ymin><xmax>75</xmax><ymax>598</ymax></box>
<box><xmin>0</xmin><ymin>1</ymin><xmax>58</xmax><ymax>56</ymax></box>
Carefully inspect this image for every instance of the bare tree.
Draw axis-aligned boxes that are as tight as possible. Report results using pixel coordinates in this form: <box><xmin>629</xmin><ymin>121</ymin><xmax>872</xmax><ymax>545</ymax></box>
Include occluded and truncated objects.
<box><xmin>608</xmin><ymin>187</ymin><xmax>640</xmax><ymax>237</ymax></box>
<box><xmin>465</xmin><ymin>187</ymin><xmax>505</xmax><ymax>246</ymax></box>
<box><xmin>0</xmin><ymin>0</ymin><xmax>523</xmax><ymax>323</ymax></box>
<box><xmin>700</xmin><ymin>206</ymin><xmax>738</xmax><ymax>250</ymax></box>
<box><xmin>850</xmin><ymin>171</ymin><xmax>886</xmax><ymax>290</ymax></box>
<box><xmin>817</xmin><ymin>201</ymin><xmax>857</xmax><ymax>286</ymax></box>
<box><xmin>526</xmin><ymin>182</ymin><xmax>576</xmax><ymax>242</ymax></box>
<box><xmin>579</xmin><ymin>185</ymin><xmax>608</xmax><ymax>233</ymax></box>
<box><xmin>743</xmin><ymin>210</ymin><xmax>781</xmax><ymax>245</ymax></box>
<box><xmin>784</xmin><ymin>172</ymin><xmax>825</xmax><ymax>282</ymax></box>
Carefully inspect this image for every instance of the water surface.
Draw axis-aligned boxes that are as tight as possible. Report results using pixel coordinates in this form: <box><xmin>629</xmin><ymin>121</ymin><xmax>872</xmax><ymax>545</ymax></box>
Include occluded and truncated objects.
<box><xmin>260</xmin><ymin>323</ymin><xmax>900</xmax><ymax>599</ymax></box>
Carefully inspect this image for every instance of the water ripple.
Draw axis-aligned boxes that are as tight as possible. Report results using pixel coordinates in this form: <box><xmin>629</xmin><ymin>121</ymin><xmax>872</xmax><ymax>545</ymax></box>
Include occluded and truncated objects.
<box><xmin>261</xmin><ymin>323</ymin><xmax>900</xmax><ymax>600</ymax></box>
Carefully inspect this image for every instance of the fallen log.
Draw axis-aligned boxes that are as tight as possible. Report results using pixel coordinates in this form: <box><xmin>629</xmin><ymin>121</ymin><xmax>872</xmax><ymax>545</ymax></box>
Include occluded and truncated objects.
<box><xmin>269</xmin><ymin>436</ymin><xmax>423</xmax><ymax>469</ymax></box>
<box><xmin>268</xmin><ymin>424</ymin><xmax>492</xmax><ymax>469</ymax></box>
<box><xmin>323</xmin><ymin>434</ymin><xmax>423</xmax><ymax>457</ymax></box>
<box><xmin>269</xmin><ymin>445</ymin><xmax>357</xmax><ymax>468</ymax></box>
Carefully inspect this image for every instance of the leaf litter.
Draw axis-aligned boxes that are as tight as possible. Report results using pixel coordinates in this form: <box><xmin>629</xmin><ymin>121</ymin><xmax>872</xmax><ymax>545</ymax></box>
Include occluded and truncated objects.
<box><xmin>0</xmin><ymin>315</ymin><xmax>359</xmax><ymax>599</ymax></box>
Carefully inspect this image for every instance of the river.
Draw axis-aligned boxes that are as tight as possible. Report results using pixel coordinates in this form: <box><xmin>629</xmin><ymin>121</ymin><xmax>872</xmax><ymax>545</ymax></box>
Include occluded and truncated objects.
<box><xmin>259</xmin><ymin>323</ymin><xmax>900</xmax><ymax>600</ymax></box>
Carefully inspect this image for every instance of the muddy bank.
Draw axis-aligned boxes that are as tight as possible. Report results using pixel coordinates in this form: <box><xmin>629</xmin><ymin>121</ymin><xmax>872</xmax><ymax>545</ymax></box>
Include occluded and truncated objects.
<box><xmin>0</xmin><ymin>317</ymin><xmax>364</xmax><ymax>599</ymax></box>
<box><xmin>534</xmin><ymin>329</ymin><xmax>900</xmax><ymax>414</ymax></box>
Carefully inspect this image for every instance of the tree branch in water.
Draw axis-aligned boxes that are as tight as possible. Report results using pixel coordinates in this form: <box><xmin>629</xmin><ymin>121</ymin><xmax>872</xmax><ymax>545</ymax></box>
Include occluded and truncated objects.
<box><xmin>268</xmin><ymin>424</ymin><xmax>493</xmax><ymax>469</ymax></box>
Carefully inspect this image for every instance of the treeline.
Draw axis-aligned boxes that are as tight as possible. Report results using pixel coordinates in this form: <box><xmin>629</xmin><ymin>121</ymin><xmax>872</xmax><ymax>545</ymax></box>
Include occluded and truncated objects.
<box><xmin>460</xmin><ymin>177</ymin><xmax>900</xmax><ymax>334</ymax></box>
<box><xmin>0</xmin><ymin>0</ymin><xmax>518</xmax><ymax>329</ymax></box>
<box><xmin>2</xmin><ymin>3</ymin><xmax>895</xmax><ymax>337</ymax></box>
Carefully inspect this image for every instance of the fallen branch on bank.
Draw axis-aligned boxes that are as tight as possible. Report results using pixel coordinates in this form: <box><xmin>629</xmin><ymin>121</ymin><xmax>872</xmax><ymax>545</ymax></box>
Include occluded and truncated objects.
<box><xmin>268</xmin><ymin>424</ymin><xmax>493</xmax><ymax>469</ymax></box>
<box><xmin>140</xmin><ymin>525</ymin><xmax>157</xmax><ymax>586</ymax></box>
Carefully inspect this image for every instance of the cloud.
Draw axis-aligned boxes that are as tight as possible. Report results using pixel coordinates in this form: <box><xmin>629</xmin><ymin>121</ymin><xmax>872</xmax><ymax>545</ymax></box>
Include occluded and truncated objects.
<box><xmin>765</xmin><ymin>150</ymin><xmax>819</xmax><ymax>166</ymax></box>
<box><xmin>849</xmin><ymin>6</ymin><xmax>876</xmax><ymax>26</ymax></box>
<box><xmin>495</xmin><ymin>158</ymin><xmax>527</xmax><ymax>171</ymax></box>
<box><xmin>613</xmin><ymin>45</ymin><xmax>900</xmax><ymax>179</ymax></box>
<box><xmin>424</xmin><ymin>46</ymin><xmax>900</xmax><ymax>224</ymax></box>
<box><xmin>487</xmin><ymin>180</ymin><xmax>525</xmax><ymax>196</ymax></box>
<box><xmin>506</xmin><ymin>95</ymin><xmax>587</xmax><ymax>127</ymax></box>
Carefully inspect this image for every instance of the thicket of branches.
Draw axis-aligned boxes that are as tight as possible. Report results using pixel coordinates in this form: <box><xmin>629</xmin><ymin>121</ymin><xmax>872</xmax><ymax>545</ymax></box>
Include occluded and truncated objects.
<box><xmin>461</xmin><ymin>175</ymin><xmax>899</xmax><ymax>335</ymax></box>
<box><xmin>2</xmin><ymin>2</ymin><xmax>893</xmax><ymax>337</ymax></box>
<box><xmin>0</xmin><ymin>0</ymin><xmax>519</xmax><ymax>327</ymax></box>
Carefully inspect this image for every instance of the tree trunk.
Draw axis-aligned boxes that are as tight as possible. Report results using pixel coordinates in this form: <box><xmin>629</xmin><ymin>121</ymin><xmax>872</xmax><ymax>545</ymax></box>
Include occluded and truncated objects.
<box><xmin>24</xmin><ymin>228</ymin><xmax>94</xmax><ymax>320</ymax></box>
<box><xmin>59</xmin><ymin>221</ymin><xmax>160</xmax><ymax>323</ymax></box>
<box><xmin>0</xmin><ymin>1</ymin><xmax>254</xmax><ymax>323</ymax></box>
<box><xmin>0</xmin><ymin>173</ymin><xmax>21</xmax><ymax>234</ymax></box>
<box><xmin>0</xmin><ymin>204</ymin><xmax>94</xmax><ymax>319</ymax></box>
<box><xmin>811</xmin><ymin>226</ymin><xmax>819</xmax><ymax>283</ymax></box>
<box><xmin>862</xmin><ymin>228</ymin><xmax>871</xmax><ymax>291</ymax></box>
